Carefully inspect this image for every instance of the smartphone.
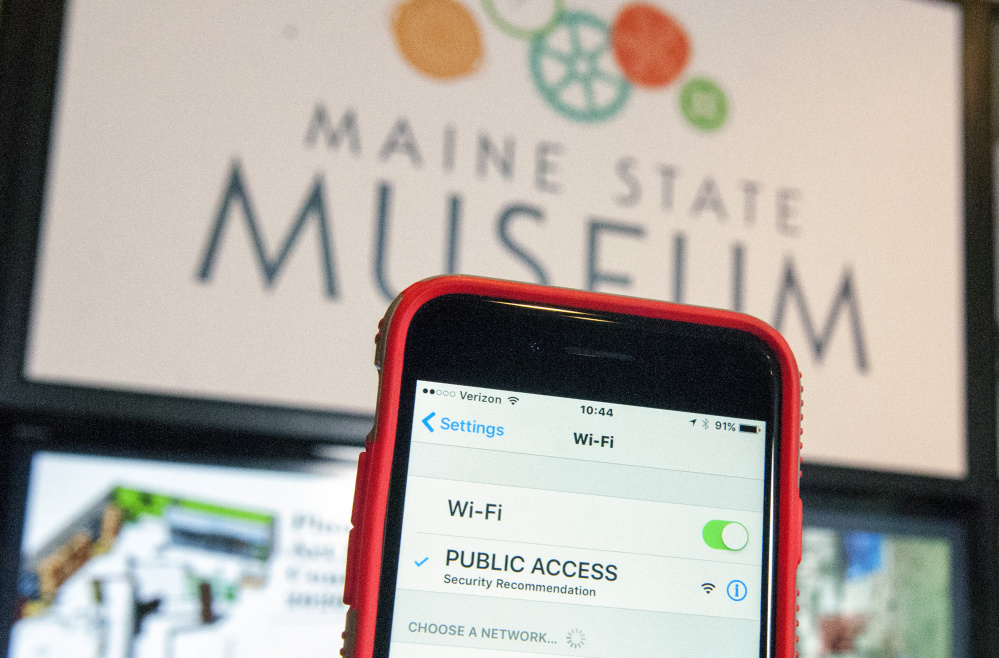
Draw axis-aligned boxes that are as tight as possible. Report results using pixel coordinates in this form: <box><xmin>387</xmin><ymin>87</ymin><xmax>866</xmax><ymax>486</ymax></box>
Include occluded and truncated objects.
<box><xmin>342</xmin><ymin>276</ymin><xmax>802</xmax><ymax>658</ymax></box>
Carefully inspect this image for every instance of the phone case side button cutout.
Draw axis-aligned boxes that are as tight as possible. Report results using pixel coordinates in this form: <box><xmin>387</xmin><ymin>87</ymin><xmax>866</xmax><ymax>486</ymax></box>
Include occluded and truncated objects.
<box><xmin>373</xmin><ymin>292</ymin><xmax>404</xmax><ymax>371</ymax></box>
<box><xmin>343</xmin><ymin>450</ymin><xmax>370</xmax><ymax>606</ymax></box>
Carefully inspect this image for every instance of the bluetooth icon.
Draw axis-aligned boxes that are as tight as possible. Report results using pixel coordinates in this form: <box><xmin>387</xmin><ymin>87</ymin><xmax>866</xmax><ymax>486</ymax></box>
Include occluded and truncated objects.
<box><xmin>701</xmin><ymin>418</ymin><xmax>710</xmax><ymax>429</ymax></box>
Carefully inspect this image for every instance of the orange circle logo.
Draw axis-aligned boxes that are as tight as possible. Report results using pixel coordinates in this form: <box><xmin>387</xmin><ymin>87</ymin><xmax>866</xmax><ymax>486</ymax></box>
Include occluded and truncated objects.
<box><xmin>392</xmin><ymin>0</ymin><xmax>484</xmax><ymax>80</ymax></box>
<box><xmin>612</xmin><ymin>3</ymin><xmax>690</xmax><ymax>88</ymax></box>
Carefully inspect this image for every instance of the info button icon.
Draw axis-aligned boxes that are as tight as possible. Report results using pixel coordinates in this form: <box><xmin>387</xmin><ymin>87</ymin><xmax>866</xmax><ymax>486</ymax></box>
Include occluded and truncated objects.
<box><xmin>702</xmin><ymin>520</ymin><xmax>749</xmax><ymax>551</ymax></box>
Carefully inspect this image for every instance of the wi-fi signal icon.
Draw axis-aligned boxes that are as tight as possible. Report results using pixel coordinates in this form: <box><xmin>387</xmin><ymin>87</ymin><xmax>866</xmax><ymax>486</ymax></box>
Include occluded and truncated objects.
<box><xmin>701</xmin><ymin>583</ymin><xmax>715</xmax><ymax>594</ymax></box>
<box><xmin>508</xmin><ymin>397</ymin><xmax>520</xmax><ymax>405</ymax></box>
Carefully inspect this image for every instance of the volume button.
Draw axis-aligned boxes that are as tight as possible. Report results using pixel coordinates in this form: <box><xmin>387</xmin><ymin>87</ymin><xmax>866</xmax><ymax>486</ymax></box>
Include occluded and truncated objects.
<box><xmin>341</xmin><ymin>602</ymin><xmax>358</xmax><ymax>657</ymax></box>
<box><xmin>343</xmin><ymin>528</ymin><xmax>359</xmax><ymax>606</ymax></box>
<box><xmin>373</xmin><ymin>294</ymin><xmax>404</xmax><ymax>370</ymax></box>
<box><xmin>351</xmin><ymin>450</ymin><xmax>370</xmax><ymax>528</ymax></box>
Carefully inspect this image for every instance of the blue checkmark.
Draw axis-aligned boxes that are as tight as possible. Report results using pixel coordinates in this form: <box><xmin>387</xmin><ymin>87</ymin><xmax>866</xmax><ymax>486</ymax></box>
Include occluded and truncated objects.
<box><xmin>415</xmin><ymin>557</ymin><xmax>428</xmax><ymax>567</ymax></box>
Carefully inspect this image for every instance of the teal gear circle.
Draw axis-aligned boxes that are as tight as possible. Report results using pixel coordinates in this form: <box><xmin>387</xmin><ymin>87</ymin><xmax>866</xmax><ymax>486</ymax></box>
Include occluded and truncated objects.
<box><xmin>529</xmin><ymin>11</ymin><xmax>631</xmax><ymax>123</ymax></box>
<box><xmin>482</xmin><ymin>0</ymin><xmax>566</xmax><ymax>40</ymax></box>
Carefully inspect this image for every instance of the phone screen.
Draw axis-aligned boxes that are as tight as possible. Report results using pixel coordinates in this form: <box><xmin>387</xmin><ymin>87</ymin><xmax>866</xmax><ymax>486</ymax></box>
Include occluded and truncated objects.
<box><xmin>375</xmin><ymin>295</ymin><xmax>780</xmax><ymax>658</ymax></box>
<box><xmin>388</xmin><ymin>382</ymin><xmax>768</xmax><ymax>657</ymax></box>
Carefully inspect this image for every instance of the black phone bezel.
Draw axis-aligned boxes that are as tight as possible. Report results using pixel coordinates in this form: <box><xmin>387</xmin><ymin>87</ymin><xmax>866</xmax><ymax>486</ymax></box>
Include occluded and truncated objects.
<box><xmin>372</xmin><ymin>293</ymin><xmax>784</xmax><ymax>657</ymax></box>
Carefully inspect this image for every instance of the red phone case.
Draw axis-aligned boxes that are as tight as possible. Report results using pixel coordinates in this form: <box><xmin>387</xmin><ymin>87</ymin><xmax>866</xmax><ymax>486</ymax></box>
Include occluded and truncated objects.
<box><xmin>341</xmin><ymin>276</ymin><xmax>802</xmax><ymax>658</ymax></box>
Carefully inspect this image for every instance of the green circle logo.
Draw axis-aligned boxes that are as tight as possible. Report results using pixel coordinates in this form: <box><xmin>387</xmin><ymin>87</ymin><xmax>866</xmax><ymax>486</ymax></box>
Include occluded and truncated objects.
<box><xmin>680</xmin><ymin>77</ymin><xmax>728</xmax><ymax>132</ymax></box>
<box><xmin>529</xmin><ymin>11</ymin><xmax>631</xmax><ymax>123</ymax></box>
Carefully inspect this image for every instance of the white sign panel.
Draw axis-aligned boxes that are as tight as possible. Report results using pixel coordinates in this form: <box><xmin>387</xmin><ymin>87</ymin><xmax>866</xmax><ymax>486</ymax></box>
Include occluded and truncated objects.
<box><xmin>26</xmin><ymin>1</ymin><xmax>963</xmax><ymax>475</ymax></box>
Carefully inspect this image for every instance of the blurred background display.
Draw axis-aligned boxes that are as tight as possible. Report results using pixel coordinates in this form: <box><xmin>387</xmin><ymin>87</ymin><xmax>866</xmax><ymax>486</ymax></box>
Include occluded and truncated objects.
<box><xmin>7</xmin><ymin>451</ymin><xmax>356</xmax><ymax>658</ymax></box>
<box><xmin>797</xmin><ymin>513</ymin><xmax>966</xmax><ymax>658</ymax></box>
<box><xmin>10</xmin><ymin>0</ymin><xmax>965</xmax><ymax>474</ymax></box>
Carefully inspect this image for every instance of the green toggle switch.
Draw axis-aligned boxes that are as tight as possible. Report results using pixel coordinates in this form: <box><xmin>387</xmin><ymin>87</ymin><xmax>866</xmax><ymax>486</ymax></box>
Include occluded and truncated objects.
<box><xmin>703</xmin><ymin>520</ymin><xmax>749</xmax><ymax>551</ymax></box>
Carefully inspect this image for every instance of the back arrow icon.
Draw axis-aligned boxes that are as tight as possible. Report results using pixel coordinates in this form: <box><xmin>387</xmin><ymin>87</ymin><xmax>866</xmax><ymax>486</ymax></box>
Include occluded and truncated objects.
<box><xmin>422</xmin><ymin>412</ymin><xmax>436</xmax><ymax>432</ymax></box>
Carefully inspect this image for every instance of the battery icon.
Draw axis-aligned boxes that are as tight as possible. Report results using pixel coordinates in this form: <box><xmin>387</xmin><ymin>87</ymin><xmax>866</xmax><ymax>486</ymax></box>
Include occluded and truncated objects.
<box><xmin>739</xmin><ymin>424</ymin><xmax>759</xmax><ymax>434</ymax></box>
